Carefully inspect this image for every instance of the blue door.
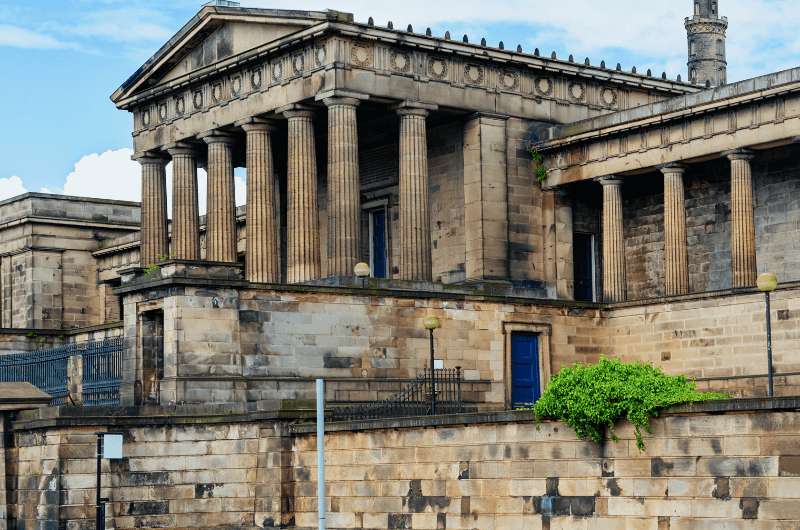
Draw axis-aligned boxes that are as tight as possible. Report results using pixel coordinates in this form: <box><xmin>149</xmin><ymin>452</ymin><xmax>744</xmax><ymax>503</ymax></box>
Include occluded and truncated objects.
<box><xmin>370</xmin><ymin>209</ymin><xmax>387</xmax><ymax>278</ymax></box>
<box><xmin>511</xmin><ymin>333</ymin><xmax>540</xmax><ymax>407</ymax></box>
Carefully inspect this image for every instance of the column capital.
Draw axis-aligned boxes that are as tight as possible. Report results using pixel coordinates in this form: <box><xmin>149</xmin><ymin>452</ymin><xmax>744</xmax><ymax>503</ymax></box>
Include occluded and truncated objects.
<box><xmin>198</xmin><ymin>131</ymin><xmax>236</xmax><ymax>145</ymax></box>
<box><xmin>723</xmin><ymin>149</ymin><xmax>754</xmax><ymax>161</ymax></box>
<box><xmin>595</xmin><ymin>175</ymin><xmax>623</xmax><ymax>186</ymax></box>
<box><xmin>315</xmin><ymin>89</ymin><xmax>369</xmax><ymax>105</ymax></box>
<box><xmin>395</xmin><ymin>100</ymin><xmax>438</xmax><ymax>117</ymax></box>
<box><xmin>165</xmin><ymin>142</ymin><xmax>200</xmax><ymax>157</ymax></box>
<box><xmin>658</xmin><ymin>163</ymin><xmax>686</xmax><ymax>175</ymax></box>
<box><xmin>132</xmin><ymin>152</ymin><xmax>168</xmax><ymax>165</ymax></box>
<box><xmin>276</xmin><ymin>104</ymin><xmax>316</xmax><ymax>119</ymax></box>
<box><xmin>236</xmin><ymin>117</ymin><xmax>280</xmax><ymax>133</ymax></box>
<box><xmin>322</xmin><ymin>96</ymin><xmax>362</xmax><ymax>108</ymax></box>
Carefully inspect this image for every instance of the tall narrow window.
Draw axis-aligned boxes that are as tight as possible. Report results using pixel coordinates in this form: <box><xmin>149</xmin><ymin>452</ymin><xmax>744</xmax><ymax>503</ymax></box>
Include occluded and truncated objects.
<box><xmin>716</xmin><ymin>39</ymin><xmax>725</xmax><ymax>56</ymax></box>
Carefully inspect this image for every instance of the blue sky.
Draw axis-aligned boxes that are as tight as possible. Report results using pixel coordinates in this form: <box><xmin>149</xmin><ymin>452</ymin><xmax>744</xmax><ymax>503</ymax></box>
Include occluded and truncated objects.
<box><xmin>1</xmin><ymin>0</ymin><xmax>798</xmax><ymax>205</ymax></box>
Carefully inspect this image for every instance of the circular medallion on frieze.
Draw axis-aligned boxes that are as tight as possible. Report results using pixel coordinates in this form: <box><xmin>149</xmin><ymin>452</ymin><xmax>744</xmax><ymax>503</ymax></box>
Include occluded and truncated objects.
<box><xmin>500</xmin><ymin>70</ymin><xmax>519</xmax><ymax>90</ymax></box>
<box><xmin>464</xmin><ymin>63</ymin><xmax>484</xmax><ymax>84</ymax></box>
<box><xmin>601</xmin><ymin>87</ymin><xmax>617</xmax><ymax>106</ymax></box>
<box><xmin>158</xmin><ymin>103</ymin><xmax>167</xmax><ymax>121</ymax></box>
<box><xmin>569</xmin><ymin>82</ymin><xmax>585</xmax><ymax>101</ymax></box>
<box><xmin>193</xmin><ymin>90</ymin><xmax>203</xmax><ymax>109</ymax></box>
<box><xmin>315</xmin><ymin>45</ymin><xmax>326</xmax><ymax>66</ymax></box>
<box><xmin>428</xmin><ymin>58</ymin><xmax>448</xmax><ymax>80</ymax></box>
<box><xmin>535</xmin><ymin>77</ymin><xmax>553</xmax><ymax>95</ymax></box>
<box><xmin>272</xmin><ymin>62</ymin><xmax>283</xmax><ymax>82</ymax></box>
<box><xmin>175</xmin><ymin>96</ymin><xmax>185</xmax><ymax>116</ymax></box>
<box><xmin>251</xmin><ymin>69</ymin><xmax>262</xmax><ymax>89</ymax></box>
<box><xmin>390</xmin><ymin>51</ymin><xmax>410</xmax><ymax>73</ymax></box>
<box><xmin>351</xmin><ymin>43</ymin><xmax>372</xmax><ymax>67</ymax></box>
<box><xmin>142</xmin><ymin>109</ymin><xmax>150</xmax><ymax>127</ymax></box>
<box><xmin>231</xmin><ymin>75</ymin><xmax>242</xmax><ymax>95</ymax></box>
<box><xmin>293</xmin><ymin>54</ymin><xmax>304</xmax><ymax>75</ymax></box>
<box><xmin>212</xmin><ymin>83</ymin><xmax>223</xmax><ymax>102</ymax></box>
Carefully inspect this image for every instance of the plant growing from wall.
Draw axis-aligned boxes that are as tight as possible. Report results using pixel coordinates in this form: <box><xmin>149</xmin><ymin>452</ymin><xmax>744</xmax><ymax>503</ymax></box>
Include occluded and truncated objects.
<box><xmin>533</xmin><ymin>357</ymin><xmax>726</xmax><ymax>450</ymax></box>
<box><xmin>528</xmin><ymin>147</ymin><xmax>548</xmax><ymax>183</ymax></box>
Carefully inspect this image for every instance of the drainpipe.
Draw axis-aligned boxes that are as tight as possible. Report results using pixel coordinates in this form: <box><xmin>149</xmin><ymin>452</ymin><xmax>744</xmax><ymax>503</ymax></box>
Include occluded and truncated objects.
<box><xmin>316</xmin><ymin>379</ymin><xmax>326</xmax><ymax>530</ymax></box>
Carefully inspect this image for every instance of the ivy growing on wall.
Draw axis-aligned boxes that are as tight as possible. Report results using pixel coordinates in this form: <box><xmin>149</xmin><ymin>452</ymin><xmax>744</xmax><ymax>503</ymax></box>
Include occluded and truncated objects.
<box><xmin>528</xmin><ymin>147</ymin><xmax>548</xmax><ymax>183</ymax></box>
<box><xmin>533</xmin><ymin>357</ymin><xmax>726</xmax><ymax>450</ymax></box>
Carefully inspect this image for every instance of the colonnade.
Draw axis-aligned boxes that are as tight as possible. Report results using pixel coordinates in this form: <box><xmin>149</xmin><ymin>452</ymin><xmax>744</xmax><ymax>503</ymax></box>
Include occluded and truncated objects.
<box><xmin>597</xmin><ymin>150</ymin><xmax>758</xmax><ymax>302</ymax></box>
<box><xmin>136</xmin><ymin>100</ymin><xmax>434</xmax><ymax>284</ymax></box>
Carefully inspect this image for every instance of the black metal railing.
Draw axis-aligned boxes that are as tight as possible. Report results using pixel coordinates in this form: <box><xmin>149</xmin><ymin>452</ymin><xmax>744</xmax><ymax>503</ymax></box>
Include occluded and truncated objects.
<box><xmin>0</xmin><ymin>345</ymin><xmax>71</xmax><ymax>405</ymax></box>
<box><xmin>0</xmin><ymin>338</ymin><xmax>123</xmax><ymax>406</ymax></box>
<box><xmin>331</xmin><ymin>367</ymin><xmax>463</xmax><ymax>421</ymax></box>
<box><xmin>82</xmin><ymin>338</ymin><xmax>124</xmax><ymax>406</ymax></box>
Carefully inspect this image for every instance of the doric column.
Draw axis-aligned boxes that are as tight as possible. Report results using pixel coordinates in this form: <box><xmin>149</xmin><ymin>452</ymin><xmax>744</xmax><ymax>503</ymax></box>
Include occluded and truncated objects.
<box><xmin>136</xmin><ymin>154</ymin><xmax>168</xmax><ymax>267</ymax></box>
<box><xmin>397</xmin><ymin>104</ymin><xmax>433</xmax><ymax>281</ymax></box>
<box><xmin>240</xmin><ymin>119</ymin><xmax>280</xmax><ymax>283</ymax></box>
<box><xmin>598</xmin><ymin>177</ymin><xmax>626</xmax><ymax>302</ymax></box>
<box><xmin>201</xmin><ymin>132</ymin><xmax>237</xmax><ymax>263</ymax></box>
<box><xmin>324</xmin><ymin>97</ymin><xmax>361</xmax><ymax>277</ymax></box>
<box><xmin>726</xmin><ymin>150</ymin><xmax>757</xmax><ymax>288</ymax></box>
<box><xmin>167</xmin><ymin>144</ymin><xmax>200</xmax><ymax>261</ymax></box>
<box><xmin>661</xmin><ymin>164</ymin><xmax>689</xmax><ymax>296</ymax></box>
<box><xmin>283</xmin><ymin>108</ymin><xmax>321</xmax><ymax>283</ymax></box>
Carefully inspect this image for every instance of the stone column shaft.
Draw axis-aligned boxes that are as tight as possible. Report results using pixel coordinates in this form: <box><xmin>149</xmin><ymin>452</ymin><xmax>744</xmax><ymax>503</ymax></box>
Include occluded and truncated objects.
<box><xmin>398</xmin><ymin>107</ymin><xmax>432</xmax><ymax>281</ymax></box>
<box><xmin>662</xmin><ymin>165</ymin><xmax>689</xmax><ymax>296</ymax></box>
<box><xmin>325</xmin><ymin>98</ymin><xmax>361</xmax><ymax>277</ymax></box>
<box><xmin>168</xmin><ymin>146</ymin><xmax>200</xmax><ymax>260</ymax></box>
<box><xmin>599</xmin><ymin>177</ymin><xmax>626</xmax><ymax>302</ymax></box>
<box><xmin>242</xmin><ymin>122</ymin><xmax>280</xmax><ymax>283</ymax></box>
<box><xmin>285</xmin><ymin>109</ymin><xmax>321</xmax><ymax>283</ymax></box>
<box><xmin>137</xmin><ymin>155</ymin><xmax>168</xmax><ymax>266</ymax></box>
<box><xmin>202</xmin><ymin>134</ymin><xmax>237</xmax><ymax>263</ymax></box>
<box><xmin>727</xmin><ymin>151</ymin><xmax>757</xmax><ymax>288</ymax></box>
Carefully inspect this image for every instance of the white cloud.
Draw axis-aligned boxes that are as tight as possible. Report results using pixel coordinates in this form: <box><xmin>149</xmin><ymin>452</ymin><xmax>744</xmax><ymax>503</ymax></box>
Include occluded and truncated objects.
<box><xmin>0</xmin><ymin>24</ymin><xmax>70</xmax><ymax>49</ymax></box>
<box><xmin>50</xmin><ymin>148</ymin><xmax>246</xmax><ymax>216</ymax></box>
<box><xmin>0</xmin><ymin>176</ymin><xmax>27</xmax><ymax>200</ymax></box>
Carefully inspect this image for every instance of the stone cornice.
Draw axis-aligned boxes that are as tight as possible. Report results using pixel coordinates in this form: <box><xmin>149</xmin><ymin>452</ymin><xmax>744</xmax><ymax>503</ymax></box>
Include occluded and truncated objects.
<box><xmin>117</xmin><ymin>18</ymin><xmax>697</xmax><ymax>113</ymax></box>
<box><xmin>536</xmin><ymin>66</ymin><xmax>800</xmax><ymax>150</ymax></box>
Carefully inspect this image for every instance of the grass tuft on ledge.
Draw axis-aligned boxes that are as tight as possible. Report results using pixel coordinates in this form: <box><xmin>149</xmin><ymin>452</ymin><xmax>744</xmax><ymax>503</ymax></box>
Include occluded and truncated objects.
<box><xmin>533</xmin><ymin>357</ymin><xmax>726</xmax><ymax>450</ymax></box>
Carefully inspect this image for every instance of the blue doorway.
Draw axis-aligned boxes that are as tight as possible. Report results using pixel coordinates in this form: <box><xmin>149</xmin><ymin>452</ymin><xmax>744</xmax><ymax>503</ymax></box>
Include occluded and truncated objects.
<box><xmin>511</xmin><ymin>333</ymin><xmax>541</xmax><ymax>407</ymax></box>
<box><xmin>370</xmin><ymin>209</ymin><xmax>388</xmax><ymax>278</ymax></box>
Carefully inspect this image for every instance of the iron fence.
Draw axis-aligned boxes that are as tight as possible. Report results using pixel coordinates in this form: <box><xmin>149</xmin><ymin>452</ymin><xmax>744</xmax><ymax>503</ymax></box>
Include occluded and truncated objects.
<box><xmin>81</xmin><ymin>338</ymin><xmax>124</xmax><ymax>406</ymax></box>
<box><xmin>0</xmin><ymin>337</ymin><xmax>123</xmax><ymax>406</ymax></box>
<box><xmin>331</xmin><ymin>367</ymin><xmax>464</xmax><ymax>421</ymax></box>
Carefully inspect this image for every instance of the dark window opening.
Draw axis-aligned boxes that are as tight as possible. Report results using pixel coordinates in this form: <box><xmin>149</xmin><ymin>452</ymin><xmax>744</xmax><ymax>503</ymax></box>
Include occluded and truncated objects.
<box><xmin>573</xmin><ymin>232</ymin><xmax>596</xmax><ymax>302</ymax></box>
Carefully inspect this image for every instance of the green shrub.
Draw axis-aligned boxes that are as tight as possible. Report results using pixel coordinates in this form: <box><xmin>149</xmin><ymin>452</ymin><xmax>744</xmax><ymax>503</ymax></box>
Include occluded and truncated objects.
<box><xmin>533</xmin><ymin>357</ymin><xmax>726</xmax><ymax>450</ymax></box>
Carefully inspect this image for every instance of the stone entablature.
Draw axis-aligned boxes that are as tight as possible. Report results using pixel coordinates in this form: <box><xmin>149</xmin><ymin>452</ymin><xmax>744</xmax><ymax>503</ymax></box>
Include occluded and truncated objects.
<box><xmin>114</xmin><ymin>7</ymin><xmax>698</xmax><ymax>155</ymax></box>
<box><xmin>534</xmin><ymin>67</ymin><xmax>800</xmax><ymax>186</ymax></box>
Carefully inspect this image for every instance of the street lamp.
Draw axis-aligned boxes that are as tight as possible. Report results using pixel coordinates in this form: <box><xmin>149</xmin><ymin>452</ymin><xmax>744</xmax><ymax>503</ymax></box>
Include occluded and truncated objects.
<box><xmin>354</xmin><ymin>262</ymin><xmax>370</xmax><ymax>288</ymax></box>
<box><xmin>423</xmin><ymin>316</ymin><xmax>441</xmax><ymax>414</ymax></box>
<box><xmin>757</xmin><ymin>272</ymin><xmax>778</xmax><ymax>397</ymax></box>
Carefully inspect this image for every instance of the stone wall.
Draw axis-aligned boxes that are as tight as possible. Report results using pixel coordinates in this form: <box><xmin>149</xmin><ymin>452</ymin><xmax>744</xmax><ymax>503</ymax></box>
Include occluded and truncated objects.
<box><xmin>604</xmin><ymin>285</ymin><xmax>800</xmax><ymax>396</ymax></box>
<box><xmin>288</xmin><ymin>406</ymin><xmax>800</xmax><ymax>529</ymax></box>
<box><xmin>6</xmin><ymin>403</ymin><xmax>800</xmax><ymax>530</ymax></box>
<box><xmin>120</xmin><ymin>268</ymin><xmax>800</xmax><ymax>407</ymax></box>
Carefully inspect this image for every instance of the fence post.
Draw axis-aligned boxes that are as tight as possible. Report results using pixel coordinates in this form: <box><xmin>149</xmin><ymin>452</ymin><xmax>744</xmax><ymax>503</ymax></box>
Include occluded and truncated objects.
<box><xmin>67</xmin><ymin>354</ymin><xmax>84</xmax><ymax>405</ymax></box>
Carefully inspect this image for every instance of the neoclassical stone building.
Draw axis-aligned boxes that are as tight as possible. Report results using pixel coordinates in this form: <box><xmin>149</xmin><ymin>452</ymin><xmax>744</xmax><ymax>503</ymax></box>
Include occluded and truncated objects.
<box><xmin>0</xmin><ymin>0</ymin><xmax>797</xmax><ymax>406</ymax></box>
<box><xmin>5</xmin><ymin>2</ymin><xmax>800</xmax><ymax>529</ymax></box>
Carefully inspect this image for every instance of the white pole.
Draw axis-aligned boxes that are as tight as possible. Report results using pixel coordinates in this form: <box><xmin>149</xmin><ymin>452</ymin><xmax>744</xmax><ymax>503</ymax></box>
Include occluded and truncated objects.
<box><xmin>316</xmin><ymin>378</ymin><xmax>326</xmax><ymax>530</ymax></box>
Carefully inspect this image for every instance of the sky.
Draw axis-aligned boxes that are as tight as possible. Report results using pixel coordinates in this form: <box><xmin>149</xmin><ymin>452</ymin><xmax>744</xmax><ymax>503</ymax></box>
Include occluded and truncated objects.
<box><xmin>0</xmin><ymin>0</ymin><xmax>798</xmax><ymax>211</ymax></box>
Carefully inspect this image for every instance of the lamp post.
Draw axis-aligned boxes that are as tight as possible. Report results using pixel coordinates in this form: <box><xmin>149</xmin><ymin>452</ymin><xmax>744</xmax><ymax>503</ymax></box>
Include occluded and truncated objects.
<box><xmin>757</xmin><ymin>272</ymin><xmax>778</xmax><ymax>397</ymax></box>
<box><xmin>95</xmin><ymin>432</ymin><xmax>124</xmax><ymax>530</ymax></box>
<box><xmin>354</xmin><ymin>262</ymin><xmax>370</xmax><ymax>289</ymax></box>
<box><xmin>423</xmin><ymin>316</ymin><xmax>441</xmax><ymax>414</ymax></box>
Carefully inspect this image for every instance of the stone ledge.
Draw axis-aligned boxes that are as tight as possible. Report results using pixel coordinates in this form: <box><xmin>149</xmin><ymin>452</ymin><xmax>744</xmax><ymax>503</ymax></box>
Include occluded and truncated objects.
<box><xmin>290</xmin><ymin>396</ymin><xmax>800</xmax><ymax>435</ymax></box>
<box><xmin>10</xmin><ymin>400</ymin><xmax>315</xmax><ymax>431</ymax></box>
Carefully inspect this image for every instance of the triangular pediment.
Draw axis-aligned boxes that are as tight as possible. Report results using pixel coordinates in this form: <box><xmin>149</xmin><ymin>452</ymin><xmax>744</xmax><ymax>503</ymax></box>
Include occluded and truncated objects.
<box><xmin>112</xmin><ymin>6</ymin><xmax>347</xmax><ymax>105</ymax></box>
